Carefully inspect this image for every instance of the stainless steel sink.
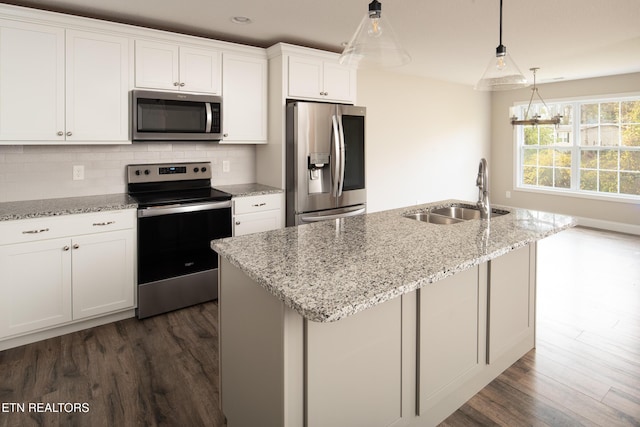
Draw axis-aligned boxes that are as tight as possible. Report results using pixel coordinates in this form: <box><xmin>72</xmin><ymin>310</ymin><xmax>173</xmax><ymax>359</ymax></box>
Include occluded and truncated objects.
<box><xmin>403</xmin><ymin>204</ymin><xmax>509</xmax><ymax>225</ymax></box>
<box><xmin>402</xmin><ymin>212</ymin><xmax>463</xmax><ymax>225</ymax></box>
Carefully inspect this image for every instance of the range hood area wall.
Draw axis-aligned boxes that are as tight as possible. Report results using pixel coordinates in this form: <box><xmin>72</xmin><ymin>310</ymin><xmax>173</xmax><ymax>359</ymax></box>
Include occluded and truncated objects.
<box><xmin>357</xmin><ymin>68</ymin><xmax>490</xmax><ymax>213</ymax></box>
<box><xmin>0</xmin><ymin>143</ymin><xmax>256</xmax><ymax>202</ymax></box>
<box><xmin>490</xmin><ymin>72</ymin><xmax>640</xmax><ymax>233</ymax></box>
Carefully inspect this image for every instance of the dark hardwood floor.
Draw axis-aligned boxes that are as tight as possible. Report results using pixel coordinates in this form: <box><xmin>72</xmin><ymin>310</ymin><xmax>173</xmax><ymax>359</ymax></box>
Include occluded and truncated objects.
<box><xmin>0</xmin><ymin>226</ymin><xmax>638</xmax><ymax>426</ymax></box>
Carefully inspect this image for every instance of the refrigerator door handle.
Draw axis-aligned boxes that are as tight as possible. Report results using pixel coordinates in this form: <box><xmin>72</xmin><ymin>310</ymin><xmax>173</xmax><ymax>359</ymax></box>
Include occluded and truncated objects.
<box><xmin>336</xmin><ymin>112</ymin><xmax>346</xmax><ymax>198</ymax></box>
<box><xmin>299</xmin><ymin>207</ymin><xmax>366</xmax><ymax>223</ymax></box>
<box><xmin>331</xmin><ymin>114</ymin><xmax>341</xmax><ymax>197</ymax></box>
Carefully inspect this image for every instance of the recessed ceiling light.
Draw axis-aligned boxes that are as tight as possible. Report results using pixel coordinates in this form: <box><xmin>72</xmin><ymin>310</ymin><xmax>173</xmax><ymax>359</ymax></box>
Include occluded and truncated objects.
<box><xmin>230</xmin><ymin>16</ymin><xmax>252</xmax><ymax>25</ymax></box>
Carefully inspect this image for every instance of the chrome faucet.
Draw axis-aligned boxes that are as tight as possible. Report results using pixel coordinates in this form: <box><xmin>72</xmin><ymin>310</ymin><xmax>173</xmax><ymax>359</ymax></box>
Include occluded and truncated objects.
<box><xmin>476</xmin><ymin>158</ymin><xmax>490</xmax><ymax>220</ymax></box>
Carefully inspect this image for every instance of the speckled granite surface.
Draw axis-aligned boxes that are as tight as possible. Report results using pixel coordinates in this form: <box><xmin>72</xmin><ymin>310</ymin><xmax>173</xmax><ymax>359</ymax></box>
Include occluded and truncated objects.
<box><xmin>212</xmin><ymin>199</ymin><xmax>576</xmax><ymax>323</ymax></box>
<box><xmin>0</xmin><ymin>194</ymin><xmax>137</xmax><ymax>221</ymax></box>
<box><xmin>214</xmin><ymin>183</ymin><xmax>283</xmax><ymax>198</ymax></box>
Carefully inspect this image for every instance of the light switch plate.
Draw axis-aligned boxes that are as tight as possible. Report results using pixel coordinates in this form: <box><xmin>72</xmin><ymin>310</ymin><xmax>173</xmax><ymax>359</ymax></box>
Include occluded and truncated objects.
<box><xmin>73</xmin><ymin>165</ymin><xmax>84</xmax><ymax>180</ymax></box>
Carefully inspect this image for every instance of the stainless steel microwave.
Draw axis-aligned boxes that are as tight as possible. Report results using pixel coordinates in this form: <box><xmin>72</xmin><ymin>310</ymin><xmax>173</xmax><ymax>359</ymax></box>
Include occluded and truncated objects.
<box><xmin>132</xmin><ymin>90</ymin><xmax>222</xmax><ymax>141</ymax></box>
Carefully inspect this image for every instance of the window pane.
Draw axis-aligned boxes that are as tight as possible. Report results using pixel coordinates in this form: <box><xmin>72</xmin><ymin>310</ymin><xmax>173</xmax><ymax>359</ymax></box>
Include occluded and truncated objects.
<box><xmin>622</xmin><ymin>124</ymin><xmax>640</xmax><ymax>147</ymax></box>
<box><xmin>523</xmin><ymin>166</ymin><xmax>537</xmax><ymax>185</ymax></box>
<box><xmin>600</xmin><ymin>125</ymin><xmax>620</xmax><ymax>146</ymax></box>
<box><xmin>599</xmin><ymin>150</ymin><xmax>619</xmax><ymax>170</ymax></box>
<box><xmin>539</xmin><ymin>149</ymin><xmax>553</xmax><ymax>166</ymax></box>
<box><xmin>600</xmin><ymin>102</ymin><xmax>619</xmax><ymax>124</ymax></box>
<box><xmin>523</xmin><ymin>148</ymin><xmax>538</xmax><ymax>166</ymax></box>
<box><xmin>580</xmin><ymin>125</ymin><xmax>599</xmax><ymax>146</ymax></box>
<box><xmin>554</xmin><ymin>149</ymin><xmax>572</xmax><ymax>167</ymax></box>
<box><xmin>539</xmin><ymin>127</ymin><xmax>555</xmax><ymax>145</ymax></box>
<box><xmin>620</xmin><ymin>172</ymin><xmax>640</xmax><ymax>195</ymax></box>
<box><xmin>620</xmin><ymin>151</ymin><xmax>640</xmax><ymax>172</ymax></box>
<box><xmin>580</xmin><ymin>170</ymin><xmax>597</xmax><ymax>191</ymax></box>
<box><xmin>581</xmin><ymin>104</ymin><xmax>599</xmax><ymax>124</ymax></box>
<box><xmin>581</xmin><ymin>150</ymin><xmax>597</xmax><ymax>168</ymax></box>
<box><xmin>555</xmin><ymin>168</ymin><xmax>571</xmax><ymax>188</ymax></box>
<box><xmin>539</xmin><ymin>167</ymin><xmax>553</xmax><ymax>187</ymax></box>
<box><xmin>556</xmin><ymin>128</ymin><xmax>572</xmax><ymax>146</ymax></box>
<box><xmin>599</xmin><ymin>171</ymin><xmax>618</xmax><ymax>193</ymax></box>
<box><xmin>524</xmin><ymin>127</ymin><xmax>538</xmax><ymax>145</ymax></box>
<box><xmin>621</xmin><ymin>101</ymin><xmax>640</xmax><ymax>123</ymax></box>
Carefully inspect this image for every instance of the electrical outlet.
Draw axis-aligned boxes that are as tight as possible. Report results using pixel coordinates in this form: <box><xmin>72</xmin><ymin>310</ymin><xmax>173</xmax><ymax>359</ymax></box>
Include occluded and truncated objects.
<box><xmin>222</xmin><ymin>160</ymin><xmax>230</xmax><ymax>173</ymax></box>
<box><xmin>73</xmin><ymin>165</ymin><xmax>84</xmax><ymax>180</ymax></box>
<box><xmin>506</xmin><ymin>190</ymin><xmax>511</xmax><ymax>198</ymax></box>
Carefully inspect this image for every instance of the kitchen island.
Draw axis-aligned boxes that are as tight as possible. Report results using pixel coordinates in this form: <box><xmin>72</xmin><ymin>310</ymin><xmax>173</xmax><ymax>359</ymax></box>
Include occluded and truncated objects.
<box><xmin>211</xmin><ymin>200</ymin><xmax>576</xmax><ymax>427</ymax></box>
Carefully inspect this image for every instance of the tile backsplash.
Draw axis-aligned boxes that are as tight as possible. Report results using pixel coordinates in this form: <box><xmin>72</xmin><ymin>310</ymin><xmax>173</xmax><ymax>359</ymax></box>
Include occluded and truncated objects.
<box><xmin>0</xmin><ymin>143</ymin><xmax>256</xmax><ymax>202</ymax></box>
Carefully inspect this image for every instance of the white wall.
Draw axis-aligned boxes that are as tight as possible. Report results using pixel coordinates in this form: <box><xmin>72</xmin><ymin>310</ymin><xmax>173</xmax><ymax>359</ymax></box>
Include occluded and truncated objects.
<box><xmin>490</xmin><ymin>72</ymin><xmax>640</xmax><ymax>232</ymax></box>
<box><xmin>0</xmin><ymin>143</ymin><xmax>255</xmax><ymax>202</ymax></box>
<box><xmin>357</xmin><ymin>68</ymin><xmax>491</xmax><ymax>213</ymax></box>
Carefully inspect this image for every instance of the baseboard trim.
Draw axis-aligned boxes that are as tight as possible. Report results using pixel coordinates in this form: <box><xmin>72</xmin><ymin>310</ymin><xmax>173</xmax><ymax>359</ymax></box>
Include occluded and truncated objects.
<box><xmin>574</xmin><ymin>216</ymin><xmax>640</xmax><ymax>236</ymax></box>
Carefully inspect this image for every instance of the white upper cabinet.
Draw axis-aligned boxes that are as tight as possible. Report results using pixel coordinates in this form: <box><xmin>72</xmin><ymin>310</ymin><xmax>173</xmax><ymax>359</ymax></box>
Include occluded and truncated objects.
<box><xmin>221</xmin><ymin>53</ymin><xmax>267</xmax><ymax>144</ymax></box>
<box><xmin>66</xmin><ymin>30</ymin><xmax>130</xmax><ymax>142</ymax></box>
<box><xmin>0</xmin><ymin>20</ymin><xmax>129</xmax><ymax>144</ymax></box>
<box><xmin>288</xmin><ymin>55</ymin><xmax>356</xmax><ymax>103</ymax></box>
<box><xmin>135</xmin><ymin>40</ymin><xmax>221</xmax><ymax>94</ymax></box>
<box><xmin>0</xmin><ymin>21</ymin><xmax>65</xmax><ymax>141</ymax></box>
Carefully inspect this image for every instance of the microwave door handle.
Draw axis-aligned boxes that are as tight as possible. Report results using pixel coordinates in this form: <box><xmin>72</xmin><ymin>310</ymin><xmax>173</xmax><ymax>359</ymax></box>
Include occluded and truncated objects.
<box><xmin>337</xmin><ymin>112</ymin><xmax>346</xmax><ymax>197</ymax></box>
<box><xmin>205</xmin><ymin>102</ymin><xmax>212</xmax><ymax>133</ymax></box>
<box><xmin>331</xmin><ymin>115</ymin><xmax>341</xmax><ymax>197</ymax></box>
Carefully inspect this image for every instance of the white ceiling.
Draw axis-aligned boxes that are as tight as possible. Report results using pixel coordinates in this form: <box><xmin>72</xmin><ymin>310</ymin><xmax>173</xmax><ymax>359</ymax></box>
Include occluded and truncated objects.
<box><xmin>7</xmin><ymin>0</ymin><xmax>640</xmax><ymax>86</ymax></box>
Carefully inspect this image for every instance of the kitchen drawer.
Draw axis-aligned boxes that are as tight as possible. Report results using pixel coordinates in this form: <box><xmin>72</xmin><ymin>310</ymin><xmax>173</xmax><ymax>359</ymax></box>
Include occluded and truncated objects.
<box><xmin>0</xmin><ymin>209</ymin><xmax>136</xmax><ymax>246</ymax></box>
<box><xmin>233</xmin><ymin>193</ymin><xmax>283</xmax><ymax>215</ymax></box>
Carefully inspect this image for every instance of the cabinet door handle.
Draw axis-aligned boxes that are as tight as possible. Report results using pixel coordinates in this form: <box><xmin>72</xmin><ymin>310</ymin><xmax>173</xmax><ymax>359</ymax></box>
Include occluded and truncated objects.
<box><xmin>66</xmin><ymin>131</ymin><xmax>72</xmax><ymax>137</ymax></box>
<box><xmin>179</xmin><ymin>82</ymin><xmax>185</xmax><ymax>87</ymax></box>
<box><xmin>223</xmin><ymin>133</ymin><xmax>229</xmax><ymax>138</ymax></box>
<box><xmin>57</xmin><ymin>131</ymin><xmax>64</xmax><ymax>136</ymax></box>
<box><xmin>22</xmin><ymin>228</ymin><xmax>50</xmax><ymax>234</ymax></box>
<box><xmin>173</xmin><ymin>82</ymin><xmax>180</xmax><ymax>86</ymax></box>
<box><xmin>63</xmin><ymin>246</ymin><xmax>70</xmax><ymax>251</ymax></box>
<box><xmin>93</xmin><ymin>221</ymin><xmax>115</xmax><ymax>226</ymax></box>
<box><xmin>73</xmin><ymin>243</ymin><xmax>80</xmax><ymax>249</ymax></box>
<box><xmin>252</xmin><ymin>202</ymin><xmax>267</xmax><ymax>207</ymax></box>
<box><xmin>235</xmin><ymin>221</ymin><xmax>241</xmax><ymax>225</ymax></box>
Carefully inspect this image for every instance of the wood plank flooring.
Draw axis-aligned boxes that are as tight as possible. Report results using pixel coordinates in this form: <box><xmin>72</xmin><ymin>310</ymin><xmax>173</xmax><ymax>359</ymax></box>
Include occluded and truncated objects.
<box><xmin>0</xmin><ymin>226</ymin><xmax>638</xmax><ymax>426</ymax></box>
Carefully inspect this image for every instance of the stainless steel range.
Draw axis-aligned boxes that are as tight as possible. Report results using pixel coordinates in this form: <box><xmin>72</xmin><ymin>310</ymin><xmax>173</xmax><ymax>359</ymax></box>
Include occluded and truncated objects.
<box><xmin>127</xmin><ymin>161</ymin><xmax>232</xmax><ymax>319</ymax></box>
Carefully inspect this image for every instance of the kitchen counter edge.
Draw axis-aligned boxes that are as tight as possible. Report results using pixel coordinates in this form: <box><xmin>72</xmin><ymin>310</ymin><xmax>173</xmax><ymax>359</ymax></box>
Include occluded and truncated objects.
<box><xmin>0</xmin><ymin>194</ymin><xmax>138</xmax><ymax>221</ymax></box>
<box><xmin>212</xmin><ymin>199</ymin><xmax>577</xmax><ymax>323</ymax></box>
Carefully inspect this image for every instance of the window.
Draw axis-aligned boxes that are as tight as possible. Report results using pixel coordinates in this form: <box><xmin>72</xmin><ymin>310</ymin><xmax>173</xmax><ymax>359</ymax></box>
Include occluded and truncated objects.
<box><xmin>515</xmin><ymin>95</ymin><xmax>640</xmax><ymax>199</ymax></box>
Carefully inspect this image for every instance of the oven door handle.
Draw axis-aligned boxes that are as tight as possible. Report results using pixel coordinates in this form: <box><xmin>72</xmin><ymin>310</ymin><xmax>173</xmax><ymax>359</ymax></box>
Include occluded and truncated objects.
<box><xmin>138</xmin><ymin>200</ymin><xmax>231</xmax><ymax>218</ymax></box>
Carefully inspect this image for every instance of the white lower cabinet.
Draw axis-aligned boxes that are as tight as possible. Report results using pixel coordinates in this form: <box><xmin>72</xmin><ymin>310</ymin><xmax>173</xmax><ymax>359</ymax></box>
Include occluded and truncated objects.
<box><xmin>0</xmin><ymin>210</ymin><xmax>136</xmax><ymax>341</ymax></box>
<box><xmin>233</xmin><ymin>193</ymin><xmax>283</xmax><ymax>236</ymax></box>
<box><xmin>0</xmin><ymin>237</ymin><xmax>72</xmax><ymax>337</ymax></box>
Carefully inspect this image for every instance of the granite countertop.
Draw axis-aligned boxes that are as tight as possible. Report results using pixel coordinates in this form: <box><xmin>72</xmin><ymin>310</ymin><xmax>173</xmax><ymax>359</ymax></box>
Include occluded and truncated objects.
<box><xmin>0</xmin><ymin>194</ymin><xmax>137</xmax><ymax>221</ymax></box>
<box><xmin>214</xmin><ymin>183</ymin><xmax>283</xmax><ymax>198</ymax></box>
<box><xmin>211</xmin><ymin>199</ymin><xmax>576</xmax><ymax>323</ymax></box>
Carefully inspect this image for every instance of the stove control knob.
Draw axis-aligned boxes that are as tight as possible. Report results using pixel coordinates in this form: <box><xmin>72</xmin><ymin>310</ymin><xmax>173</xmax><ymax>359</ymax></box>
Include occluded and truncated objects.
<box><xmin>135</xmin><ymin>170</ymin><xmax>141</xmax><ymax>176</ymax></box>
<box><xmin>201</xmin><ymin>167</ymin><xmax>207</xmax><ymax>172</ymax></box>
<box><xmin>193</xmin><ymin>167</ymin><xmax>199</xmax><ymax>173</ymax></box>
<box><xmin>144</xmin><ymin>169</ymin><xmax>150</xmax><ymax>175</ymax></box>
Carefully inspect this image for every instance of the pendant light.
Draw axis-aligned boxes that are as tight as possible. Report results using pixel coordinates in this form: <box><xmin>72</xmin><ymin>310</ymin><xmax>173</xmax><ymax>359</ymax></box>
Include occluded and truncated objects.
<box><xmin>339</xmin><ymin>0</ymin><xmax>410</xmax><ymax>69</ymax></box>
<box><xmin>475</xmin><ymin>0</ymin><xmax>528</xmax><ymax>91</ymax></box>
<box><xmin>510</xmin><ymin>68</ymin><xmax>562</xmax><ymax>126</ymax></box>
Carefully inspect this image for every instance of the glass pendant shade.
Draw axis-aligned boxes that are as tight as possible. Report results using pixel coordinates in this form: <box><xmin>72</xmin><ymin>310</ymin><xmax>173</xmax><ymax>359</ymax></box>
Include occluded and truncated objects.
<box><xmin>475</xmin><ymin>0</ymin><xmax>529</xmax><ymax>91</ymax></box>
<box><xmin>339</xmin><ymin>0</ymin><xmax>410</xmax><ymax>69</ymax></box>
<box><xmin>475</xmin><ymin>47</ymin><xmax>528</xmax><ymax>91</ymax></box>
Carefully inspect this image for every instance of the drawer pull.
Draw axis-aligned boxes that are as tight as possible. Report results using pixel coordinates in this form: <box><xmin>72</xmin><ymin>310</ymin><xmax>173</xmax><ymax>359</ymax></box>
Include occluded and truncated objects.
<box><xmin>22</xmin><ymin>228</ymin><xmax>50</xmax><ymax>234</ymax></box>
<box><xmin>63</xmin><ymin>246</ymin><xmax>70</xmax><ymax>251</ymax></box>
<box><xmin>252</xmin><ymin>202</ymin><xmax>267</xmax><ymax>207</ymax></box>
<box><xmin>93</xmin><ymin>221</ymin><xmax>115</xmax><ymax>226</ymax></box>
<box><xmin>73</xmin><ymin>244</ymin><xmax>80</xmax><ymax>249</ymax></box>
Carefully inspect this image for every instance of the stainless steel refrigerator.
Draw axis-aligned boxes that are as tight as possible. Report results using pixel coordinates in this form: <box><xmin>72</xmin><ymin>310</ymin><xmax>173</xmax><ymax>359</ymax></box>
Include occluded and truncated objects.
<box><xmin>286</xmin><ymin>101</ymin><xmax>366</xmax><ymax>226</ymax></box>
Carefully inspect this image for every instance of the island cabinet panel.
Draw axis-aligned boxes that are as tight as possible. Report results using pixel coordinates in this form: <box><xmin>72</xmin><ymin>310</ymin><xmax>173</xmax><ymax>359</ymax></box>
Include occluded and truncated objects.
<box><xmin>218</xmin><ymin>257</ymin><xmax>289</xmax><ymax>427</ymax></box>
<box><xmin>488</xmin><ymin>245</ymin><xmax>535</xmax><ymax>363</ymax></box>
<box><xmin>418</xmin><ymin>265</ymin><xmax>486</xmax><ymax>415</ymax></box>
<box><xmin>305</xmin><ymin>297</ymin><xmax>402</xmax><ymax>427</ymax></box>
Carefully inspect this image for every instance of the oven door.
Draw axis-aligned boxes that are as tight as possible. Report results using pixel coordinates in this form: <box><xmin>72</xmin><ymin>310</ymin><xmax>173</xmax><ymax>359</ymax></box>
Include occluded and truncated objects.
<box><xmin>137</xmin><ymin>201</ymin><xmax>231</xmax><ymax>284</ymax></box>
<box><xmin>136</xmin><ymin>201</ymin><xmax>231</xmax><ymax>318</ymax></box>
